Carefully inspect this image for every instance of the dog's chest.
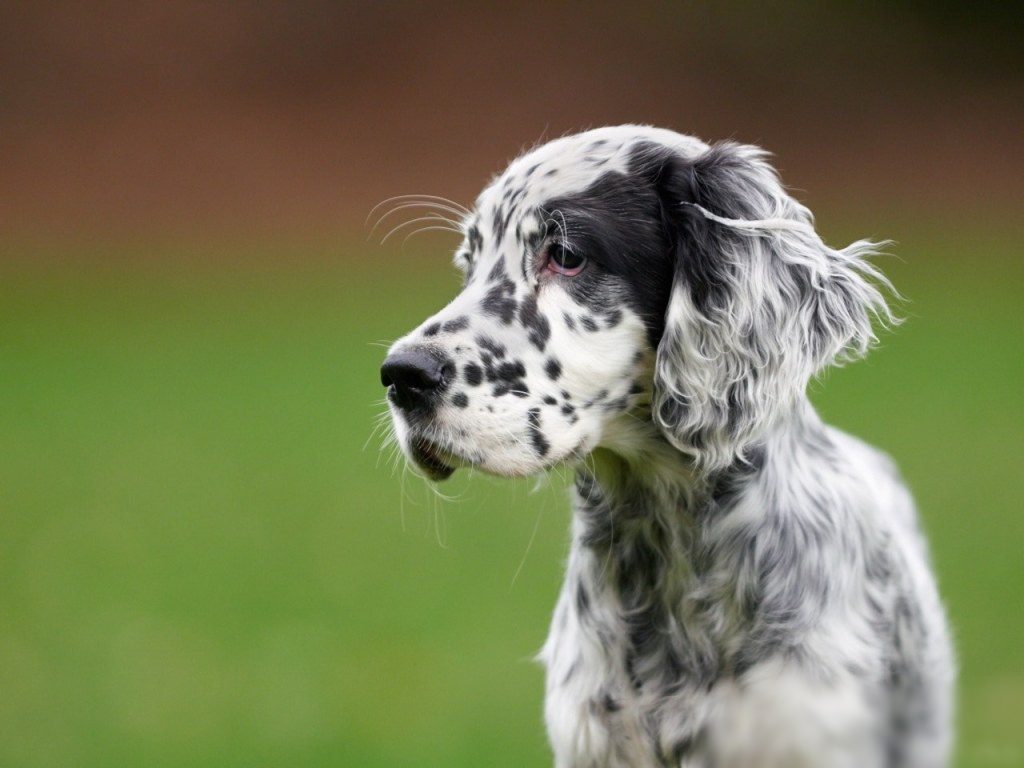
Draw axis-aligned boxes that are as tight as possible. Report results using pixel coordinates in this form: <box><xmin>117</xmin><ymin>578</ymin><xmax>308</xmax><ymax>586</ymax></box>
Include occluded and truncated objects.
<box><xmin>541</xmin><ymin>506</ymin><xmax>737</xmax><ymax>766</ymax></box>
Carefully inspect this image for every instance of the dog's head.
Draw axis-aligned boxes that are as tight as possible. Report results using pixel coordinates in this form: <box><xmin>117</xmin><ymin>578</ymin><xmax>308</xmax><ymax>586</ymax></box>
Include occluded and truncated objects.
<box><xmin>380</xmin><ymin>126</ymin><xmax>892</xmax><ymax>479</ymax></box>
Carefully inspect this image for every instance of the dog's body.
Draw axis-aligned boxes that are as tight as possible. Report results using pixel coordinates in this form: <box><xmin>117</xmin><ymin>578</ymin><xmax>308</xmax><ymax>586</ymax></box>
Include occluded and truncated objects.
<box><xmin>542</xmin><ymin>409</ymin><xmax>951</xmax><ymax>768</ymax></box>
<box><xmin>380</xmin><ymin>126</ymin><xmax>953</xmax><ymax>766</ymax></box>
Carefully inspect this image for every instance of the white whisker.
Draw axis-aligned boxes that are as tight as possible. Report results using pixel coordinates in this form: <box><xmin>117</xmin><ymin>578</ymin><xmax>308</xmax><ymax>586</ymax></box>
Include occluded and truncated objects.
<box><xmin>366</xmin><ymin>194</ymin><xmax>469</xmax><ymax>226</ymax></box>
<box><xmin>380</xmin><ymin>215</ymin><xmax>463</xmax><ymax>245</ymax></box>
<box><xmin>370</xmin><ymin>201</ymin><xmax>470</xmax><ymax>237</ymax></box>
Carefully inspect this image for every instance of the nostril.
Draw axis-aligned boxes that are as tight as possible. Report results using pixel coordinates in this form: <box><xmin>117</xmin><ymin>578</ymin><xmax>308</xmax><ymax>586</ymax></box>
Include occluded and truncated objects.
<box><xmin>440</xmin><ymin>361</ymin><xmax>456</xmax><ymax>386</ymax></box>
<box><xmin>407</xmin><ymin>365</ymin><xmax>443</xmax><ymax>390</ymax></box>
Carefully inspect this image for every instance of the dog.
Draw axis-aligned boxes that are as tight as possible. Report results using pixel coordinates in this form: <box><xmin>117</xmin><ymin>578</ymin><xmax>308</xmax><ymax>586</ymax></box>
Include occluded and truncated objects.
<box><xmin>378</xmin><ymin>126</ymin><xmax>953</xmax><ymax>767</ymax></box>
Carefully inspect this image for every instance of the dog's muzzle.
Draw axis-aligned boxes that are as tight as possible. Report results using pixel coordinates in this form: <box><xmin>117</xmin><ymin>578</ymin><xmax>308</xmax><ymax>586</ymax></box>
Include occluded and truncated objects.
<box><xmin>381</xmin><ymin>347</ymin><xmax>458</xmax><ymax>479</ymax></box>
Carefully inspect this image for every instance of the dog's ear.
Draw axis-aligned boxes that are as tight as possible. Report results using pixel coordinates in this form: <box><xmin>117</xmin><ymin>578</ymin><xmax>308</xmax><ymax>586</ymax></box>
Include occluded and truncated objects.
<box><xmin>637</xmin><ymin>141</ymin><xmax>895</xmax><ymax>471</ymax></box>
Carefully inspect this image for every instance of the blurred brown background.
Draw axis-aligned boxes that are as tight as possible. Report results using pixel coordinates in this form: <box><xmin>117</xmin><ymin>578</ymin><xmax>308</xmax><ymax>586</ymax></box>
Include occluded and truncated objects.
<box><xmin>2</xmin><ymin>0</ymin><xmax>1021</xmax><ymax>242</ymax></box>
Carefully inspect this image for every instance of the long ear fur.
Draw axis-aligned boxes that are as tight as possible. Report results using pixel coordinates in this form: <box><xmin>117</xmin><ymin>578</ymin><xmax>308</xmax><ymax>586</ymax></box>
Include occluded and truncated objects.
<box><xmin>647</xmin><ymin>141</ymin><xmax>896</xmax><ymax>472</ymax></box>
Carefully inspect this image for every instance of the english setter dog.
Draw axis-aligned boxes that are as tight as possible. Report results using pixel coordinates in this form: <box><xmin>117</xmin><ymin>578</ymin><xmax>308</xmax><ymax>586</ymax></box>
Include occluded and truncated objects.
<box><xmin>379</xmin><ymin>126</ymin><xmax>953</xmax><ymax>767</ymax></box>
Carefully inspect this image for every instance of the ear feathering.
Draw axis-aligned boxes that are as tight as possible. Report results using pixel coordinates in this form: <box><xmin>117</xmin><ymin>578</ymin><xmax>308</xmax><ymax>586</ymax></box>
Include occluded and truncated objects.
<box><xmin>651</xmin><ymin>141</ymin><xmax>899</xmax><ymax>472</ymax></box>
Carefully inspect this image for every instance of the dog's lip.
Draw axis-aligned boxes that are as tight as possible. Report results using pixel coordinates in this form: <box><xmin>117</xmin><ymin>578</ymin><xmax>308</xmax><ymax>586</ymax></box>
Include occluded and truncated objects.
<box><xmin>410</xmin><ymin>436</ymin><xmax>458</xmax><ymax>480</ymax></box>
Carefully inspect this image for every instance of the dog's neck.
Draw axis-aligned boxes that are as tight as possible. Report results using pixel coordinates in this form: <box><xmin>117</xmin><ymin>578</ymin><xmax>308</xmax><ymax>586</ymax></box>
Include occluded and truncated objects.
<box><xmin>588</xmin><ymin>399</ymin><xmax>823</xmax><ymax>508</ymax></box>
<box><xmin>569</xmin><ymin>399</ymin><xmax>826</xmax><ymax>685</ymax></box>
<box><xmin>579</xmin><ymin>397</ymin><xmax>826</xmax><ymax>588</ymax></box>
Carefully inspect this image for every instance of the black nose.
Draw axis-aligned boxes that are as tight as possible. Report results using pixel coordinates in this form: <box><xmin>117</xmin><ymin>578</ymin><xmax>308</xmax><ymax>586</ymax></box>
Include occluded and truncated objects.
<box><xmin>380</xmin><ymin>349</ymin><xmax>453</xmax><ymax>411</ymax></box>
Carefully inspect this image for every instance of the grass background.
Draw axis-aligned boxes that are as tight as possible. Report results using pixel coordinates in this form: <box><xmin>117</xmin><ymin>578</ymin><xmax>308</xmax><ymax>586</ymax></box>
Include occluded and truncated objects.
<box><xmin>2</xmin><ymin>217</ymin><xmax>1022</xmax><ymax>767</ymax></box>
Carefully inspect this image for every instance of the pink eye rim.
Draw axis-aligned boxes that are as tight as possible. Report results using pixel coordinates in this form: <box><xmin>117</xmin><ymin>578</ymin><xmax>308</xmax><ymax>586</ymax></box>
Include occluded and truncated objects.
<box><xmin>544</xmin><ymin>242</ymin><xmax>587</xmax><ymax>277</ymax></box>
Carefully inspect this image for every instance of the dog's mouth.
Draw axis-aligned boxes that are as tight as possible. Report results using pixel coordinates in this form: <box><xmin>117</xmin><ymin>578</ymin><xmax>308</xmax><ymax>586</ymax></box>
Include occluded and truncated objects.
<box><xmin>409</xmin><ymin>436</ymin><xmax>458</xmax><ymax>481</ymax></box>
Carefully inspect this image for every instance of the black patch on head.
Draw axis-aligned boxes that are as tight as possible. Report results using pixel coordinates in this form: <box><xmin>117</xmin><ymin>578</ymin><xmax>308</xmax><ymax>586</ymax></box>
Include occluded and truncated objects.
<box><xmin>533</xmin><ymin>140</ymin><xmax>772</xmax><ymax>347</ymax></box>
<box><xmin>480</xmin><ymin>278</ymin><xmax>517</xmax><ymax>324</ymax></box>
<box><xmin>491</xmin><ymin>204</ymin><xmax>507</xmax><ymax>245</ymax></box>
<box><xmin>604</xmin><ymin>308</ymin><xmax>623</xmax><ymax>328</ymax></box>
<box><xmin>451</xmin><ymin>392</ymin><xmax>469</xmax><ymax>408</ymax></box>
<box><xmin>441</xmin><ymin>316</ymin><xmax>469</xmax><ymax>333</ymax></box>
<box><xmin>542</xmin><ymin>395</ymin><xmax>558</xmax><ymax>405</ymax></box>
<box><xmin>481</xmin><ymin>355</ymin><xmax>528</xmax><ymax>397</ymax></box>
<box><xmin>493</xmin><ymin>360</ymin><xmax>526</xmax><ymax>382</ymax></box>
<box><xmin>516</xmin><ymin>294</ymin><xmax>540</xmax><ymax>325</ymax></box>
<box><xmin>476</xmin><ymin>335</ymin><xmax>507</xmax><ymax>359</ymax></box>
<box><xmin>491</xmin><ymin>197</ymin><xmax>518</xmax><ymax>248</ymax></box>
<box><xmin>526</xmin><ymin>407</ymin><xmax>550</xmax><ymax>457</ymax></box>
<box><xmin>466</xmin><ymin>223</ymin><xmax>483</xmax><ymax>255</ymax></box>
<box><xmin>539</xmin><ymin>148</ymin><xmax>678</xmax><ymax>346</ymax></box>
<box><xmin>463</xmin><ymin>363</ymin><xmax>483</xmax><ymax>386</ymax></box>
<box><xmin>487</xmin><ymin>258</ymin><xmax>507</xmax><ymax>282</ymax></box>
<box><xmin>544</xmin><ymin>358</ymin><xmax>562</xmax><ymax>380</ymax></box>
<box><xmin>423</xmin><ymin>322</ymin><xmax>441</xmax><ymax>337</ymax></box>
<box><xmin>494</xmin><ymin>382</ymin><xmax>529</xmax><ymax>398</ymax></box>
<box><xmin>517</xmin><ymin>295</ymin><xmax>551</xmax><ymax>352</ymax></box>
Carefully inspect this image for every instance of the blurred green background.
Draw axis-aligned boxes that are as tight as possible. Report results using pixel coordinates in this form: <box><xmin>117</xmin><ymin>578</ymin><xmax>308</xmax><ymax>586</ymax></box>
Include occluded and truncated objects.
<box><xmin>1</xmin><ymin>3</ymin><xmax>1021</xmax><ymax>767</ymax></box>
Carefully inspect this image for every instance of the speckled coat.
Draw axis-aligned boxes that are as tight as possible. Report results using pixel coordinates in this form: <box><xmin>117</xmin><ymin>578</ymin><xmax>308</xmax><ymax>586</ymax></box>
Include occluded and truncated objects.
<box><xmin>381</xmin><ymin>126</ymin><xmax>954</xmax><ymax>767</ymax></box>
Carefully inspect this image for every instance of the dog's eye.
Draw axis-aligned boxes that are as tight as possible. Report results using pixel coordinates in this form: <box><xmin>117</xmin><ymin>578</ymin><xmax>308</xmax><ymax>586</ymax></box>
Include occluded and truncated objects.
<box><xmin>545</xmin><ymin>243</ymin><xmax>587</xmax><ymax>276</ymax></box>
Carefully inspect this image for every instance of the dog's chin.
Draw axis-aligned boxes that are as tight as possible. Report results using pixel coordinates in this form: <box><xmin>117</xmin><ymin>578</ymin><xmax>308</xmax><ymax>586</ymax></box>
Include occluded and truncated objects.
<box><xmin>407</xmin><ymin>438</ymin><xmax>555</xmax><ymax>481</ymax></box>
<box><xmin>473</xmin><ymin>450</ymin><xmax>571</xmax><ymax>479</ymax></box>
<box><xmin>408</xmin><ymin>437</ymin><xmax>458</xmax><ymax>481</ymax></box>
<box><xmin>402</xmin><ymin>423</ymin><xmax>577</xmax><ymax>481</ymax></box>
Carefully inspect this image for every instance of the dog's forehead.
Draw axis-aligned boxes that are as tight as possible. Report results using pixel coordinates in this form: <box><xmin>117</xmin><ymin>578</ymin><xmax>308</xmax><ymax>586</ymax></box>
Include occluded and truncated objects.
<box><xmin>484</xmin><ymin>134</ymin><xmax>629</xmax><ymax>209</ymax></box>
<box><xmin>470</xmin><ymin>126</ymin><xmax>707</xmax><ymax>251</ymax></box>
